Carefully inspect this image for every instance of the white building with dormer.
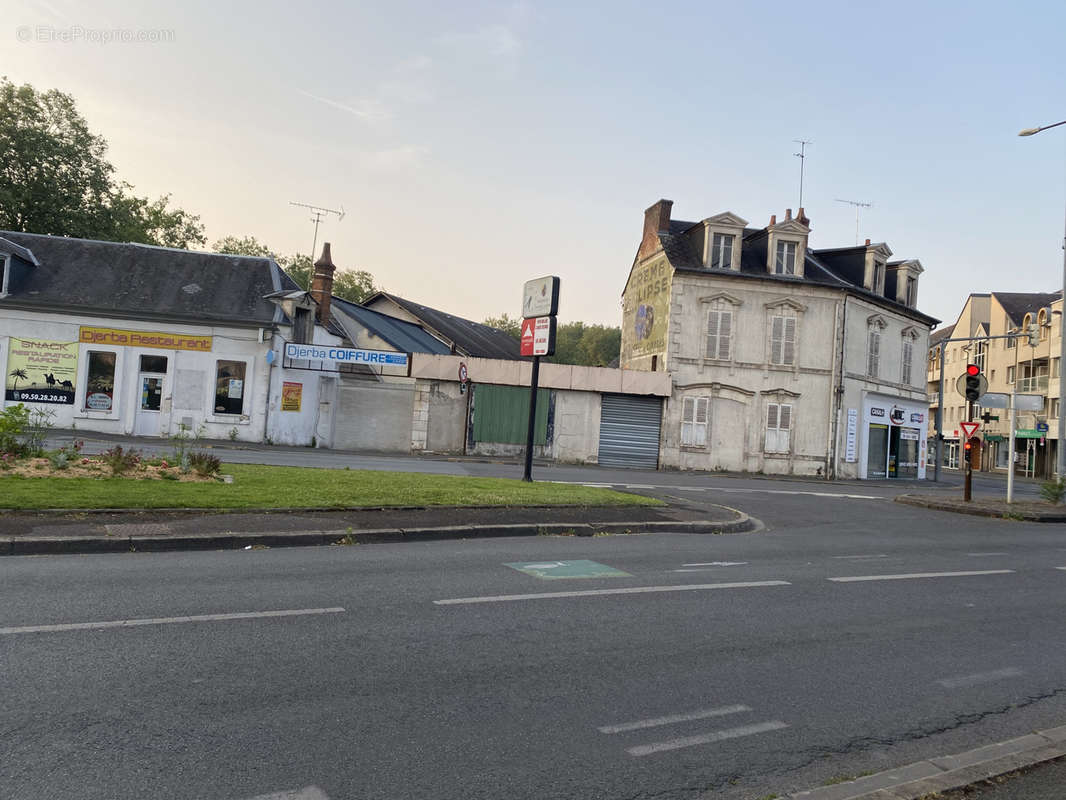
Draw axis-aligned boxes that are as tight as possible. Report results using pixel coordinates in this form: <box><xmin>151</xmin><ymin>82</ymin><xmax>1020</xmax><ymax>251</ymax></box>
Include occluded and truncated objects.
<box><xmin>619</xmin><ymin>199</ymin><xmax>938</xmax><ymax>479</ymax></box>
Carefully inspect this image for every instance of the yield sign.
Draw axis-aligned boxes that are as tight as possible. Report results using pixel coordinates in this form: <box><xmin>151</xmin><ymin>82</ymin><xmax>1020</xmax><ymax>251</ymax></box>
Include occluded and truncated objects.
<box><xmin>959</xmin><ymin>421</ymin><xmax>980</xmax><ymax>440</ymax></box>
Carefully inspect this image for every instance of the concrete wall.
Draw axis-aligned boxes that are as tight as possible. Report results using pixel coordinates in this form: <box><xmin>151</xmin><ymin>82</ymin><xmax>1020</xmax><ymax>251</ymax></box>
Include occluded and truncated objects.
<box><xmin>265</xmin><ymin>327</ymin><xmax>342</xmax><ymax>447</ymax></box>
<box><xmin>422</xmin><ymin>379</ymin><xmax>467</xmax><ymax>453</ymax></box>
<box><xmin>552</xmin><ymin>390</ymin><xmax>600</xmax><ymax>464</ymax></box>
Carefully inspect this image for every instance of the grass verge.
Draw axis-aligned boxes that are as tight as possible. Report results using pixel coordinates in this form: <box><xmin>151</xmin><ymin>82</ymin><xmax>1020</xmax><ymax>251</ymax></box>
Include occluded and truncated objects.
<box><xmin>0</xmin><ymin>464</ymin><xmax>663</xmax><ymax>511</ymax></box>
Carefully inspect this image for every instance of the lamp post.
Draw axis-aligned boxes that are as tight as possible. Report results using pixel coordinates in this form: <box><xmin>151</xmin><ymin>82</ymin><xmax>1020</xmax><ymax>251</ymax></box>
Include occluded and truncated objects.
<box><xmin>1019</xmin><ymin>120</ymin><xmax>1066</xmax><ymax>478</ymax></box>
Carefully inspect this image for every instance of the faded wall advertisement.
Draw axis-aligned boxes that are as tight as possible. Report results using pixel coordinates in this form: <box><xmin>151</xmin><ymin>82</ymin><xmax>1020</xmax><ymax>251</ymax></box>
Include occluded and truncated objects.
<box><xmin>5</xmin><ymin>338</ymin><xmax>79</xmax><ymax>404</ymax></box>
<box><xmin>620</xmin><ymin>258</ymin><xmax>671</xmax><ymax>366</ymax></box>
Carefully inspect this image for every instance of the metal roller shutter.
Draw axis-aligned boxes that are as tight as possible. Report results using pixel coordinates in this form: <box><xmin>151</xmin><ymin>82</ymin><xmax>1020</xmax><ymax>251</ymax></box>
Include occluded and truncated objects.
<box><xmin>598</xmin><ymin>394</ymin><xmax>662</xmax><ymax>469</ymax></box>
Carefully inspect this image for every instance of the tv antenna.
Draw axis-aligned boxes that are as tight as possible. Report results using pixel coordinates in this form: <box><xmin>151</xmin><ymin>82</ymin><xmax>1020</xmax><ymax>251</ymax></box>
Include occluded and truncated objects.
<box><xmin>834</xmin><ymin>198</ymin><xmax>872</xmax><ymax>245</ymax></box>
<box><xmin>793</xmin><ymin>139</ymin><xmax>811</xmax><ymax>208</ymax></box>
<box><xmin>289</xmin><ymin>201</ymin><xmax>345</xmax><ymax>285</ymax></box>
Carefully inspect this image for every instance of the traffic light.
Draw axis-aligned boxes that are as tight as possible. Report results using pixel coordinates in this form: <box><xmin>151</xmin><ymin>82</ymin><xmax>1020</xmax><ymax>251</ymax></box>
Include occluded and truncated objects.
<box><xmin>964</xmin><ymin>364</ymin><xmax>982</xmax><ymax>401</ymax></box>
<box><xmin>964</xmin><ymin>439</ymin><xmax>972</xmax><ymax>452</ymax></box>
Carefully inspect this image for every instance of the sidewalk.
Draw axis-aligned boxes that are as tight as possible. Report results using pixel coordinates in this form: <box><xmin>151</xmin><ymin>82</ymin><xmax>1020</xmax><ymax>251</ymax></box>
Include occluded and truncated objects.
<box><xmin>0</xmin><ymin>502</ymin><xmax>758</xmax><ymax>556</ymax></box>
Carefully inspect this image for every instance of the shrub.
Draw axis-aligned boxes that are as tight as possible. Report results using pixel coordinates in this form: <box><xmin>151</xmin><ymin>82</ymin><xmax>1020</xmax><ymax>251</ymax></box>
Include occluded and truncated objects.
<box><xmin>1040</xmin><ymin>478</ymin><xmax>1066</xmax><ymax>505</ymax></box>
<box><xmin>0</xmin><ymin>404</ymin><xmax>30</xmax><ymax>456</ymax></box>
<box><xmin>0</xmin><ymin>452</ymin><xmax>17</xmax><ymax>470</ymax></box>
<box><xmin>188</xmin><ymin>451</ymin><xmax>221</xmax><ymax>476</ymax></box>
<box><xmin>23</xmin><ymin>407</ymin><xmax>56</xmax><ymax>456</ymax></box>
<box><xmin>48</xmin><ymin>451</ymin><xmax>70</xmax><ymax>470</ymax></box>
<box><xmin>102</xmin><ymin>445</ymin><xmax>142</xmax><ymax>476</ymax></box>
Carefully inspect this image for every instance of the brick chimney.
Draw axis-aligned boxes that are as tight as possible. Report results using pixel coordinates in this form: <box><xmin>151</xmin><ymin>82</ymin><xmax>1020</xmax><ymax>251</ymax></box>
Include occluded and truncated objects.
<box><xmin>796</xmin><ymin>207</ymin><xmax>809</xmax><ymax>226</ymax></box>
<box><xmin>639</xmin><ymin>199</ymin><xmax>673</xmax><ymax>260</ymax></box>
<box><xmin>310</xmin><ymin>242</ymin><xmax>337</xmax><ymax>325</ymax></box>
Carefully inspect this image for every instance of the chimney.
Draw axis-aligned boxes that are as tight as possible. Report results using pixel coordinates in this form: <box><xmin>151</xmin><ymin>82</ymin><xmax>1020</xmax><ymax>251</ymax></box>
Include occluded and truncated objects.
<box><xmin>639</xmin><ymin>199</ymin><xmax>673</xmax><ymax>259</ymax></box>
<box><xmin>769</xmin><ymin>214</ymin><xmax>777</xmax><ymax>227</ymax></box>
<box><xmin>797</xmin><ymin>207</ymin><xmax>809</xmax><ymax>226</ymax></box>
<box><xmin>785</xmin><ymin>208</ymin><xmax>792</xmax><ymax>221</ymax></box>
<box><xmin>310</xmin><ymin>242</ymin><xmax>337</xmax><ymax>325</ymax></box>
<box><xmin>865</xmin><ymin>238</ymin><xmax>871</xmax><ymax>247</ymax></box>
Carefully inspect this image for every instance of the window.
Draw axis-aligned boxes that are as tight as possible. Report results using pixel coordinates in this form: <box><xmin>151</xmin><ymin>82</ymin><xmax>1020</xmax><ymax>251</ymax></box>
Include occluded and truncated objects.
<box><xmin>84</xmin><ymin>351</ymin><xmax>116</xmax><ymax>411</ymax></box>
<box><xmin>1052</xmin><ymin>398</ymin><xmax>1060</xmax><ymax>419</ymax></box>
<box><xmin>139</xmin><ymin>354</ymin><xmax>168</xmax><ymax>373</ymax></box>
<box><xmin>706</xmin><ymin>308</ymin><xmax>732</xmax><ymax>360</ymax></box>
<box><xmin>774</xmin><ymin>241</ymin><xmax>796</xmax><ymax>275</ymax></box>
<box><xmin>873</xmin><ymin>261</ymin><xmax>884</xmax><ymax>292</ymax></box>
<box><xmin>710</xmin><ymin>233</ymin><xmax>734</xmax><ymax>270</ymax></box>
<box><xmin>1054</xmin><ymin>358</ymin><xmax>1061</xmax><ymax>379</ymax></box>
<box><xmin>902</xmin><ymin>340</ymin><xmax>913</xmax><ymax>385</ymax></box>
<box><xmin>1006</xmin><ymin>332</ymin><xmax>1016</xmax><ymax>349</ymax></box>
<box><xmin>867</xmin><ymin>330</ymin><xmax>881</xmax><ymax>377</ymax></box>
<box><xmin>293</xmin><ymin>306</ymin><xmax>313</xmax><ymax>344</ymax></box>
<box><xmin>214</xmin><ymin>360</ymin><xmax>247</xmax><ymax>415</ymax></box>
<box><xmin>765</xmin><ymin>403</ymin><xmax>792</xmax><ymax>452</ymax></box>
<box><xmin>770</xmin><ymin>315</ymin><xmax>797</xmax><ymax>366</ymax></box>
<box><xmin>0</xmin><ymin>255</ymin><xmax>8</xmax><ymax>296</ymax></box>
<box><xmin>906</xmin><ymin>276</ymin><xmax>917</xmax><ymax>305</ymax></box>
<box><xmin>1007</xmin><ymin>365</ymin><xmax>1015</xmax><ymax>384</ymax></box>
<box><xmin>1041</xmin><ymin>323</ymin><xmax>1050</xmax><ymax>341</ymax></box>
<box><xmin>974</xmin><ymin>341</ymin><xmax>986</xmax><ymax>373</ymax></box>
<box><xmin>681</xmin><ymin>396</ymin><xmax>709</xmax><ymax>447</ymax></box>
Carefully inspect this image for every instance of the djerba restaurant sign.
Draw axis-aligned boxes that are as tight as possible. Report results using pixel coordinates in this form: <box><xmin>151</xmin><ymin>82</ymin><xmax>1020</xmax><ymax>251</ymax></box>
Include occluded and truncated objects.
<box><xmin>284</xmin><ymin>343</ymin><xmax>408</xmax><ymax>367</ymax></box>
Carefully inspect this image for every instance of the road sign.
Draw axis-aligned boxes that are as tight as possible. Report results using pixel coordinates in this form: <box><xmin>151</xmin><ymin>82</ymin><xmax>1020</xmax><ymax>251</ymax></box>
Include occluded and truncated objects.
<box><xmin>959</xmin><ymin>421</ymin><xmax>980</xmax><ymax>440</ymax></box>
<box><xmin>1037</xmin><ymin>421</ymin><xmax>1050</xmax><ymax>432</ymax></box>
<box><xmin>956</xmin><ymin>371</ymin><xmax>988</xmax><ymax>401</ymax></box>
<box><xmin>522</xmin><ymin>276</ymin><xmax>560</xmax><ymax>318</ymax></box>
<box><xmin>978</xmin><ymin>392</ymin><xmax>1009</xmax><ymax>409</ymax></box>
<box><xmin>1015</xmin><ymin>394</ymin><xmax>1045</xmax><ymax>412</ymax></box>
<box><xmin>520</xmin><ymin>315</ymin><xmax>556</xmax><ymax>356</ymax></box>
<box><xmin>458</xmin><ymin>362</ymin><xmax>468</xmax><ymax>383</ymax></box>
<box><xmin>520</xmin><ymin>318</ymin><xmax>536</xmax><ymax>355</ymax></box>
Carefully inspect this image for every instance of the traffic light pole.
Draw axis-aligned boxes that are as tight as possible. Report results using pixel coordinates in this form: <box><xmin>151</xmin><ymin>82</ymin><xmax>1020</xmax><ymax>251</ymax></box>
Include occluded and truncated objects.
<box><xmin>964</xmin><ymin>401</ymin><xmax>973</xmax><ymax>502</ymax></box>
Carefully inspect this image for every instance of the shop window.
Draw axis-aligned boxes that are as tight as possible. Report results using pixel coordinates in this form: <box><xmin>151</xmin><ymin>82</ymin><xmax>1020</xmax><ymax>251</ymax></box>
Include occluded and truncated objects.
<box><xmin>681</xmin><ymin>396</ymin><xmax>709</xmax><ymax>447</ymax></box>
<box><xmin>214</xmin><ymin>360</ymin><xmax>247</xmax><ymax>415</ymax></box>
<box><xmin>139</xmin><ymin>354</ymin><xmax>168</xmax><ymax>373</ymax></box>
<box><xmin>85</xmin><ymin>351</ymin><xmax>116</xmax><ymax>411</ymax></box>
<box><xmin>765</xmin><ymin>403</ymin><xmax>792</xmax><ymax>452</ymax></box>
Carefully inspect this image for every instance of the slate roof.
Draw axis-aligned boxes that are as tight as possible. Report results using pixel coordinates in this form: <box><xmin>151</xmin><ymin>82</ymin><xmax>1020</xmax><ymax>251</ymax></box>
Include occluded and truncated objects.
<box><xmin>992</xmin><ymin>291</ymin><xmax>1061</xmax><ymax>326</ymax></box>
<box><xmin>0</xmin><ymin>231</ymin><xmax>297</xmax><ymax>327</ymax></box>
<box><xmin>649</xmin><ymin>221</ymin><xmax>938</xmax><ymax>325</ymax></box>
<box><xmin>366</xmin><ymin>292</ymin><xmax>522</xmax><ymax>360</ymax></box>
<box><xmin>929</xmin><ymin>325</ymin><xmax>955</xmax><ymax>345</ymax></box>
<box><xmin>330</xmin><ymin>297</ymin><xmax>452</xmax><ymax>355</ymax></box>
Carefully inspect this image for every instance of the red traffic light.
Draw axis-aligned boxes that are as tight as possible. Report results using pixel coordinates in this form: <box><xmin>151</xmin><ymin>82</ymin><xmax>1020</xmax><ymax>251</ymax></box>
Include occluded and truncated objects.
<box><xmin>966</xmin><ymin>364</ymin><xmax>980</xmax><ymax>376</ymax></box>
<box><xmin>964</xmin><ymin>441</ymin><xmax>972</xmax><ymax>451</ymax></box>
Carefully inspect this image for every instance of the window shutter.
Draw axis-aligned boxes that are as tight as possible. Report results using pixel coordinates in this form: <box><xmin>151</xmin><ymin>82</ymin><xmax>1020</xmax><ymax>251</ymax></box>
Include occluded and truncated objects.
<box><xmin>718</xmin><ymin>311</ymin><xmax>732</xmax><ymax>359</ymax></box>
<box><xmin>779</xmin><ymin>404</ymin><xmax>791</xmax><ymax>430</ymax></box>
<box><xmin>783</xmin><ymin>317</ymin><xmax>796</xmax><ymax>365</ymax></box>
<box><xmin>770</xmin><ymin>316</ymin><xmax>783</xmax><ymax>364</ymax></box>
<box><xmin>695</xmin><ymin>397</ymin><xmax>709</xmax><ymax>424</ymax></box>
<box><xmin>682</xmin><ymin>397</ymin><xmax>694</xmax><ymax>423</ymax></box>
<box><xmin>706</xmin><ymin>311</ymin><xmax>719</xmax><ymax>359</ymax></box>
<box><xmin>681</xmin><ymin>397</ymin><xmax>693</xmax><ymax>446</ymax></box>
<box><xmin>766</xmin><ymin>403</ymin><xmax>778</xmax><ymax>430</ymax></box>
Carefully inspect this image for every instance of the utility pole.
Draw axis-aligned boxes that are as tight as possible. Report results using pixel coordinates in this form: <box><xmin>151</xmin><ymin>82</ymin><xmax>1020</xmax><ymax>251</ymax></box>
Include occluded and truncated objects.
<box><xmin>793</xmin><ymin>140</ymin><xmax>811</xmax><ymax>209</ymax></box>
<box><xmin>834</xmin><ymin>198</ymin><xmax>873</xmax><ymax>245</ymax></box>
<box><xmin>289</xmin><ymin>201</ymin><xmax>345</xmax><ymax>288</ymax></box>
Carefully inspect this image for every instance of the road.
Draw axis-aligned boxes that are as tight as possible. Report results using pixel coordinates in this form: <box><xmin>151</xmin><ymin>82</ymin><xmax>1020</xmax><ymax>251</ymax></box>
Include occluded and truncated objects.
<box><xmin>3</xmin><ymin>480</ymin><xmax>1066</xmax><ymax>800</ymax></box>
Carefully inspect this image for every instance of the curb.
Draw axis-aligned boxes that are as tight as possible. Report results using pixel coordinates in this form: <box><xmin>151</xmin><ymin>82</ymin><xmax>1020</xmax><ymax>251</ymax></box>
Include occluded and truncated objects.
<box><xmin>0</xmin><ymin>512</ymin><xmax>758</xmax><ymax>557</ymax></box>
<box><xmin>895</xmin><ymin>494</ymin><xmax>1066</xmax><ymax>522</ymax></box>
<box><xmin>785</xmin><ymin>725</ymin><xmax>1066</xmax><ymax>800</ymax></box>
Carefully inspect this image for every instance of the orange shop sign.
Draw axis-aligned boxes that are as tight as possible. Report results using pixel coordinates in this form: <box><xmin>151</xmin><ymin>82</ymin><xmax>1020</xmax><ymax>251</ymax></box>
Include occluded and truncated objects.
<box><xmin>79</xmin><ymin>326</ymin><xmax>212</xmax><ymax>352</ymax></box>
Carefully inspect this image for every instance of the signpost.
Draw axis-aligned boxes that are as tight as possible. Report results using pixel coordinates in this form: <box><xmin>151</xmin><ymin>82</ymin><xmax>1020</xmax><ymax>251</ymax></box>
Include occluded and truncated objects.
<box><xmin>521</xmin><ymin>277</ymin><xmax>560</xmax><ymax>482</ymax></box>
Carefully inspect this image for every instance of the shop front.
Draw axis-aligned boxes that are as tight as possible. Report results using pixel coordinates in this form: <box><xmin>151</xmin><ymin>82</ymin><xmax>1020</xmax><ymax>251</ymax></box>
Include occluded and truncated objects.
<box><xmin>861</xmin><ymin>394</ymin><xmax>928</xmax><ymax>480</ymax></box>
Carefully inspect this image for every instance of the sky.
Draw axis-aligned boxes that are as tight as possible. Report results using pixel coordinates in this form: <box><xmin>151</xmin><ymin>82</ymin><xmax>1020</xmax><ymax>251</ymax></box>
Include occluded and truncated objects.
<box><xmin>3</xmin><ymin>0</ymin><xmax>1066</xmax><ymax>330</ymax></box>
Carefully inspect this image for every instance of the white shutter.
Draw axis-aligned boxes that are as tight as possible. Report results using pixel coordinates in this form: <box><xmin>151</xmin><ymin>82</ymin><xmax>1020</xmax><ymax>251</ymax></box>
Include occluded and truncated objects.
<box><xmin>681</xmin><ymin>397</ymin><xmax>694</xmax><ymax>445</ymax></box>
<box><xmin>902</xmin><ymin>341</ymin><xmax>913</xmax><ymax>384</ymax></box>
<box><xmin>770</xmin><ymin>317</ymin><xmax>783</xmax><ymax>364</ymax></box>
<box><xmin>706</xmin><ymin>311</ymin><xmax>719</xmax><ymax>360</ymax></box>
<box><xmin>783</xmin><ymin>318</ymin><xmax>796</xmax><ymax>365</ymax></box>
<box><xmin>718</xmin><ymin>311</ymin><xmax>732</xmax><ymax>359</ymax></box>
<box><xmin>778</xmin><ymin>404</ymin><xmax>791</xmax><ymax>452</ymax></box>
<box><xmin>868</xmin><ymin>331</ymin><xmax>880</xmax><ymax>376</ymax></box>
<box><xmin>695</xmin><ymin>397</ymin><xmax>709</xmax><ymax>446</ymax></box>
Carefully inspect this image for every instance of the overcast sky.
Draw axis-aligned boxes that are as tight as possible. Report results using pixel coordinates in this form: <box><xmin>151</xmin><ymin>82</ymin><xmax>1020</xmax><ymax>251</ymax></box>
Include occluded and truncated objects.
<box><xmin>4</xmin><ymin>0</ymin><xmax>1066</xmax><ymax>329</ymax></box>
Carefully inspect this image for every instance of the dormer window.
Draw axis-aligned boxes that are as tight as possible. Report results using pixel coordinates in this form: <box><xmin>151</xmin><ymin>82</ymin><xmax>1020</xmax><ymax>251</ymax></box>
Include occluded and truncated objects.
<box><xmin>774</xmin><ymin>241</ymin><xmax>796</xmax><ymax>275</ymax></box>
<box><xmin>710</xmin><ymin>233</ymin><xmax>734</xmax><ymax>270</ymax></box>
<box><xmin>873</xmin><ymin>261</ymin><xmax>885</xmax><ymax>294</ymax></box>
<box><xmin>906</xmin><ymin>276</ymin><xmax>917</xmax><ymax>306</ymax></box>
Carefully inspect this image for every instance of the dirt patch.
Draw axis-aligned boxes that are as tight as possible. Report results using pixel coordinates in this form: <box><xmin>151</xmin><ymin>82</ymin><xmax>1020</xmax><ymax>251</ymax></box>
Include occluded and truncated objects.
<box><xmin>0</xmin><ymin>457</ymin><xmax>219</xmax><ymax>482</ymax></box>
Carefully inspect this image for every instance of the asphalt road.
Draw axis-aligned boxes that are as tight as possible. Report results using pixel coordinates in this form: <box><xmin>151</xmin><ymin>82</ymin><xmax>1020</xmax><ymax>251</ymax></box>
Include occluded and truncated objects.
<box><xmin>4</xmin><ymin>487</ymin><xmax>1066</xmax><ymax>800</ymax></box>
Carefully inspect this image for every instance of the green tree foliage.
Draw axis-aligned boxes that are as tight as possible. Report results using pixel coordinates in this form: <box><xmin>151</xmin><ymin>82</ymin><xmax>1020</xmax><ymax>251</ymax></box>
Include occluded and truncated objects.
<box><xmin>212</xmin><ymin>236</ymin><xmax>379</xmax><ymax>304</ymax></box>
<box><xmin>0</xmin><ymin>77</ymin><xmax>205</xmax><ymax>247</ymax></box>
<box><xmin>482</xmin><ymin>315</ymin><xmax>621</xmax><ymax>367</ymax></box>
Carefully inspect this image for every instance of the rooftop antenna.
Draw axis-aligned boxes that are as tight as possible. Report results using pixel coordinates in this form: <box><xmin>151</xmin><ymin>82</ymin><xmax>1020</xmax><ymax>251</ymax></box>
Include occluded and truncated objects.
<box><xmin>793</xmin><ymin>139</ymin><xmax>812</xmax><ymax>208</ymax></box>
<box><xmin>834</xmin><ymin>198</ymin><xmax>873</xmax><ymax>245</ymax></box>
<box><xmin>289</xmin><ymin>201</ymin><xmax>345</xmax><ymax>288</ymax></box>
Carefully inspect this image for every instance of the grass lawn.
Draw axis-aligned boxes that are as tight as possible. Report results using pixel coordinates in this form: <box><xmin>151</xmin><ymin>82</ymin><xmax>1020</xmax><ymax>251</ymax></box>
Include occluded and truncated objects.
<box><xmin>0</xmin><ymin>464</ymin><xmax>662</xmax><ymax>510</ymax></box>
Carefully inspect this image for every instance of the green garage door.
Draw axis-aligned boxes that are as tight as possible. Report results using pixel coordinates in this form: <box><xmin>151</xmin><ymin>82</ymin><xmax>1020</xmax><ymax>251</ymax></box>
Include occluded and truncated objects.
<box><xmin>473</xmin><ymin>384</ymin><xmax>548</xmax><ymax>444</ymax></box>
<box><xmin>598</xmin><ymin>394</ymin><xmax>662</xmax><ymax>468</ymax></box>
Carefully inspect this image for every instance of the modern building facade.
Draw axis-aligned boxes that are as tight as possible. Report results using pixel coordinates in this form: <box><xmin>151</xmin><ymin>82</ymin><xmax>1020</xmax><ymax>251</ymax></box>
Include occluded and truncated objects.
<box><xmin>620</xmin><ymin>199</ymin><xmax>937</xmax><ymax>479</ymax></box>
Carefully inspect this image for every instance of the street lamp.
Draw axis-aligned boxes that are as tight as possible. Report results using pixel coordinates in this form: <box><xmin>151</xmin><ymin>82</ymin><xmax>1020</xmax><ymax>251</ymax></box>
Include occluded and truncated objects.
<box><xmin>1019</xmin><ymin>119</ymin><xmax>1066</xmax><ymax>479</ymax></box>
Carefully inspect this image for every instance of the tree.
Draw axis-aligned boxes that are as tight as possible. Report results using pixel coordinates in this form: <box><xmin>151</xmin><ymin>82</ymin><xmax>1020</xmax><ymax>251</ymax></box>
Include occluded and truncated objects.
<box><xmin>212</xmin><ymin>237</ymin><xmax>379</xmax><ymax>304</ymax></box>
<box><xmin>0</xmin><ymin>77</ymin><xmax>204</xmax><ymax>247</ymax></box>
<box><xmin>483</xmin><ymin>313</ymin><xmax>522</xmax><ymax>340</ymax></box>
<box><xmin>482</xmin><ymin>314</ymin><xmax>622</xmax><ymax>366</ymax></box>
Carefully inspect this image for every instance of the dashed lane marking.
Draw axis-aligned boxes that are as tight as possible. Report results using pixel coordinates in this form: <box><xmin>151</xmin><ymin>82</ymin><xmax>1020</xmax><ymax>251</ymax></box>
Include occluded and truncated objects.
<box><xmin>937</xmin><ymin>667</ymin><xmax>1023</xmax><ymax>689</ymax></box>
<box><xmin>831</xmin><ymin>554</ymin><xmax>889</xmax><ymax>560</ymax></box>
<box><xmin>828</xmin><ymin>570</ymin><xmax>1014</xmax><ymax>583</ymax></box>
<box><xmin>626</xmin><ymin>720</ymin><xmax>789</xmax><ymax>757</ymax></box>
<box><xmin>243</xmin><ymin>788</ymin><xmax>331</xmax><ymax>800</ymax></box>
<box><xmin>434</xmin><ymin>581</ymin><xmax>790</xmax><ymax>605</ymax></box>
<box><xmin>598</xmin><ymin>704</ymin><xmax>750</xmax><ymax>734</ymax></box>
<box><xmin>0</xmin><ymin>607</ymin><xmax>346</xmax><ymax>636</ymax></box>
<box><xmin>968</xmin><ymin>552</ymin><xmax>1009</xmax><ymax>557</ymax></box>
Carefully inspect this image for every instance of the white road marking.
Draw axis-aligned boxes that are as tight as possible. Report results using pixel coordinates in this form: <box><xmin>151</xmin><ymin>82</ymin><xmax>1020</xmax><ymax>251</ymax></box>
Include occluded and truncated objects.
<box><xmin>434</xmin><ymin>581</ymin><xmax>790</xmax><ymax>605</ymax></box>
<box><xmin>599</xmin><ymin>704</ymin><xmax>750</xmax><ymax>734</ymax></box>
<box><xmin>967</xmin><ymin>552</ymin><xmax>1009</xmax><ymax>557</ymax></box>
<box><xmin>937</xmin><ymin>667</ymin><xmax>1023</xmax><ymax>689</ymax></box>
<box><xmin>682</xmin><ymin>562</ymin><xmax>748</xmax><ymax>567</ymax></box>
<box><xmin>831</xmin><ymin>554</ymin><xmax>888</xmax><ymax>560</ymax></box>
<box><xmin>244</xmin><ymin>788</ymin><xmax>331</xmax><ymax>800</ymax></box>
<box><xmin>828</xmin><ymin>570</ymin><xmax>1014</xmax><ymax>583</ymax></box>
<box><xmin>626</xmin><ymin>720</ymin><xmax>789</xmax><ymax>757</ymax></box>
<box><xmin>0</xmin><ymin>607</ymin><xmax>346</xmax><ymax>636</ymax></box>
<box><xmin>1056</xmin><ymin>567</ymin><xmax>1066</xmax><ymax>571</ymax></box>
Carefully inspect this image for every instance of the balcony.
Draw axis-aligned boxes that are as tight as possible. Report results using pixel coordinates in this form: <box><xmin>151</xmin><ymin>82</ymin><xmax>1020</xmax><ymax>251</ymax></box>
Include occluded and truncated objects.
<box><xmin>1017</xmin><ymin>375</ymin><xmax>1049</xmax><ymax>393</ymax></box>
